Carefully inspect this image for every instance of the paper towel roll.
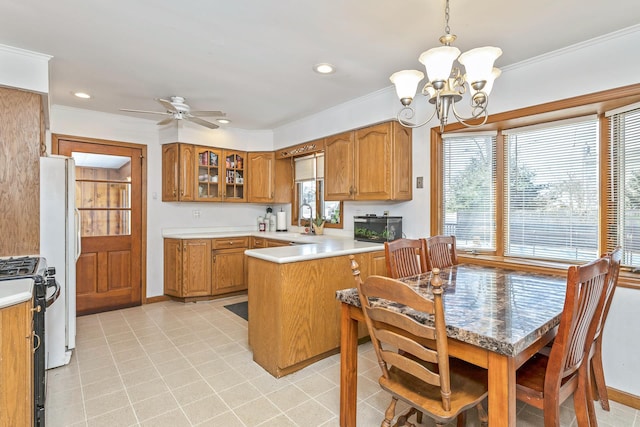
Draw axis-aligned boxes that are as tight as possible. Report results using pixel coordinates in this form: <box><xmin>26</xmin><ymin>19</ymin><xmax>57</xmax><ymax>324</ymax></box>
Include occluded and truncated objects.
<box><xmin>276</xmin><ymin>211</ymin><xmax>287</xmax><ymax>231</ymax></box>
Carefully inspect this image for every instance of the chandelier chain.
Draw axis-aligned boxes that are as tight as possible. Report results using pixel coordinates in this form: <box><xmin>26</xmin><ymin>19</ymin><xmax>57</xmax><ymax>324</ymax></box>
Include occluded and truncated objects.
<box><xmin>444</xmin><ymin>0</ymin><xmax>451</xmax><ymax>35</ymax></box>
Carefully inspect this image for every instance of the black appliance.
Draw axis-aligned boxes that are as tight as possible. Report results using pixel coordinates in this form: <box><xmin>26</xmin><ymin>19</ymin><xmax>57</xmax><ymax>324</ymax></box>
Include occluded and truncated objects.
<box><xmin>0</xmin><ymin>256</ymin><xmax>59</xmax><ymax>427</ymax></box>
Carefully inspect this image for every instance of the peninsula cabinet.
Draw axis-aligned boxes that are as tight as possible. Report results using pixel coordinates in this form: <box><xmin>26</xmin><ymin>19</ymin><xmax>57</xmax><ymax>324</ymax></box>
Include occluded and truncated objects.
<box><xmin>0</xmin><ymin>299</ymin><xmax>33</xmax><ymax>426</ymax></box>
<box><xmin>324</xmin><ymin>121</ymin><xmax>412</xmax><ymax>201</ymax></box>
<box><xmin>164</xmin><ymin>238</ymin><xmax>212</xmax><ymax>300</ymax></box>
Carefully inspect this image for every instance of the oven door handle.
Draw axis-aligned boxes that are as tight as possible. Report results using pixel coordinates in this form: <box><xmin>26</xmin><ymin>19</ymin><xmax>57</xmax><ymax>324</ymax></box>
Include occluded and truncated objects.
<box><xmin>45</xmin><ymin>280</ymin><xmax>61</xmax><ymax>308</ymax></box>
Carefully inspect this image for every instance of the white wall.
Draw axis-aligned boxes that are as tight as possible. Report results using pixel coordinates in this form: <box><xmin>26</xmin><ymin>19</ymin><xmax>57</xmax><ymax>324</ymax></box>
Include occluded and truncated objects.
<box><xmin>49</xmin><ymin>106</ymin><xmax>280</xmax><ymax>299</ymax></box>
<box><xmin>273</xmin><ymin>26</ymin><xmax>640</xmax><ymax>396</ymax></box>
<box><xmin>0</xmin><ymin>44</ymin><xmax>51</xmax><ymax>94</ymax></box>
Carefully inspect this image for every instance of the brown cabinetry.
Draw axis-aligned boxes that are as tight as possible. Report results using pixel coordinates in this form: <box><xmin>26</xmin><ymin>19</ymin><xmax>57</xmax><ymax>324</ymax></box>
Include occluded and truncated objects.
<box><xmin>0</xmin><ymin>299</ymin><xmax>33</xmax><ymax>426</ymax></box>
<box><xmin>163</xmin><ymin>238</ymin><xmax>212</xmax><ymax>300</ymax></box>
<box><xmin>162</xmin><ymin>143</ymin><xmax>195</xmax><ymax>201</ymax></box>
<box><xmin>247</xmin><ymin>152</ymin><xmax>293</xmax><ymax>204</ymax></box>
<box><xmin>162</xmin><ymin>143</ymin><xmax>246</xmax><ymax>203</ymax></box>
<box><xmin>324</xmin><ymin>121</ymin><xmax>412</xmax><ymax>201</ymax></box>
<box><xmin>212</xmin><ymin>237</ymin><xmax>248</xmax><ymax>295</ymax></box>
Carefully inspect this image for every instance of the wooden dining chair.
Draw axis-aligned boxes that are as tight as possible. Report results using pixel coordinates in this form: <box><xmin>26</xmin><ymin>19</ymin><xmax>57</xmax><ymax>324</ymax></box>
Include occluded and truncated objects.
<box><xmin>516</xmin><ymin>256</ymin><xmax>610</xmax><ymax>427</ymax></box>
<box><xmin>425</xmin><ymin>235</ymin><xmax>458</xmax><ymax>271</ymax></box>
<box><xmin>350</xmin><ymin>257</ymin><xmax>488</xmax><ymax>427</ymax></box>
<box><xmin>384</xmin><ymin>238</ymin><xmax>428</xmax><ymax>279</ymax></box>
<box><xmin>589</xmin><ymin>246</ymin><xmax>622</xmax><ymax>413</ymax></box>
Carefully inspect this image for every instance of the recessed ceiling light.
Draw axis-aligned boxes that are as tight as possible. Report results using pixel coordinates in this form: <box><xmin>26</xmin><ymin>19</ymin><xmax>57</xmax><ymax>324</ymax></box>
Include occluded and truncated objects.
<box><xmin>313</xmin><ymin>63</ymin><xmax>336</xmax><ymax>74</ymax></box>
<box><xmin>74</xmin><ymin>92</ymin><xmax>91</xmax><ymax>99</ymax></box>
<box><xmin>217</xmin><ymin>119</ymin><xmax>231</xmax><ymax>124</ymax></box>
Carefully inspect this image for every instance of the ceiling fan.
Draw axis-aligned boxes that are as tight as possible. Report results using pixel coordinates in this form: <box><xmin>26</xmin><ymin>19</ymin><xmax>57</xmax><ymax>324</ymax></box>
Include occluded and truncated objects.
<box><xmin>120</xmin><ymin>96</ymin><xmax>225</xmax><ymax>129</ymax></box>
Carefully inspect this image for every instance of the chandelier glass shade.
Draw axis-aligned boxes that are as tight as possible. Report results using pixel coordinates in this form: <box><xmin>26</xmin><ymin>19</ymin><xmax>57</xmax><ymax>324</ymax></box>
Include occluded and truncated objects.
<box><xmin>390</xmin><ymin>0</ymin><xmax>502</xmax><ymax>131</ymax></box>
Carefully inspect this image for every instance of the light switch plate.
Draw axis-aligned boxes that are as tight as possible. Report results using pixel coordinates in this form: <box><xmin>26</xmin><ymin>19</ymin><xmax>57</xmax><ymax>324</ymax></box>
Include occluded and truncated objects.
<box><xmin>416</xmin><ymin>176</ymin><xmax>424</xmax><ymax>188</ymax></box>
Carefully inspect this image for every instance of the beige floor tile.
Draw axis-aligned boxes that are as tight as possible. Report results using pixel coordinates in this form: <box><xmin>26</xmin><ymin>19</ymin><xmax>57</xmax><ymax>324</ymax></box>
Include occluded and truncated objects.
<box><xmin>162</xmin><ymin>367</ymin><xmax>203</xmax><ymax>389</ymax></box>
<box><xmin>218</xmin><ymin>381</ymin><xmax>263</xmax><ymax>409</ymax></box>
<box><xmin>285</xmin><ymin>398</ymin><xmax>334</xmax><ymax>427</ymax></box>
<box><xmin>132</xmin><ymin>391</ymin><xmax>179</xmax><ymax>422</ymax></box>
<box><xmin>204</xmin><ymin>368</ymin><xmax>242</xmax><ymax>392</ymax></box>
<box><xmin>125</xmin><ymin>377</ymin><xmax>169</xmax><ymax>403</ymax></box>
<box><xmin>80</xmin><ymin>364</ymin><xmax>120</xmax><ymax>386</ymax></box>
<box><xmin>198</xmin><ymin>410</ymin><xmax>245</xmax><ymax>426</ymax></box>
<box><xmin>46</xmin><ymin>402</ymin><xmax>86</xmax><ymax>427</ymax></box>
<box><xmin>120</xmin><ymin>366</ymin><xmax>161</xmax><ymax>388</ymax></box>
<box><xmin>171</xmin><ymin>379</ymin><xmax>215</xmax><ymax>406</ymax></box>
<box><xmin>83</xmin><ymin>390</ymin><xmax>130</xmax><ymax>419</ymax></box>
<box><xmin>116</xmin><ymin>354</ymin><xmax>153</xmax><ymax>374</ymax></box>
<box><xmin>86</xmin><ymin>405</ymin><xmax>137</xmax><ymax>427</ymax></box>
<box><xmin>154</xmin><ymin>356</ymin><xmax>192</xmax><ymax>375</ymax></box>
<box><xmin>293</xmin><ymin>372</ymin><xmax>336</xmax><ymax>397</ymax></box>
<box><xmin>181</xmin><ymin>394</ymin><xmax>230</xmax><ymax>425</ymax></box>
<box><xmin>76</xmin><ymin>354</ymin><xmax>115</xmax><ymax>373</ymax></box>
<box><xmin>82</xmin><ymin>375</ymin><xmax>125</xmax><ymax>400</ymax></box>
<box><xmin>139</xmin><ymin>408</ymin><xmax>191</xmax><ymax>427</ymax></box>
<box><xmin>250</xmin><ymin>373</ymin><xmax>291</xmax><ymax>395</ymax></box>
<box><xmin>265</xmin><ymin>384</ymin><xmax>310</xmax><ymax>412</ymax></box>
<box><xmin>47</xmin><ymin>370</ymin><xmax>82</xmax><ymax>393</ymax></box>
<box><xmin>314</xmin><ymin>387</ymin><xmax>341</xmax><ymax>415</ymax></box>
<box><xmin>256</xmin><ymin>414</ymin><xmax>299</xmax><ymax>427</ymax></box>
<box><xmin>233</xmin><ymin>396</ymin><xmax>283</xmax><ymax>426</ymax></box>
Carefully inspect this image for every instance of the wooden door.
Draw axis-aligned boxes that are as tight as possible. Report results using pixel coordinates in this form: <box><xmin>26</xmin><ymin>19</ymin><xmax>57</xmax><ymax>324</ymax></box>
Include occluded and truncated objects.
<box><xmin>324</xmin><ymin>132</ymin><xmax>354</xmax><ymax>200</ymax></box>
<box><xmin>183</xmin><ymin>239</ymin><xmax>211</xmax><ymax>296</ymax></box>
<box><xmin>354</xmin><ymin>123</ymin><xmax>392</xmax><ymax>200</ymax></box>
<box><xmin>55</xmin><ymin>137</ymin><xmax>144</xmax><ymax>315</ymax></box>
<box><xmin>212</xmin><ymin>249</ymin><xmax>246</xmax><ymax>294</ymax></box>
<box><xmin>161</xmin><ymin>143</ymin><xmax>179</xmax><ymax>201</ymax></box>
<box><xmin>247</xmin><ymin>152</ymin><xmax>275</xmax><ymax>203</ymax></box>
<box><xmin>163</xmin><ymin>238</ymin><xmax>182</xmax><ymax>297</ymax></box>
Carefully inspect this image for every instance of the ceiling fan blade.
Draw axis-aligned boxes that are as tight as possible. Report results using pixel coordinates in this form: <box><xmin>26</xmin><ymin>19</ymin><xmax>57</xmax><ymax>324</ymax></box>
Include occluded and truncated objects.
<box><xmin>120</xmin><ymin>108</ymin><xmax>171</xmax><ymax>115</ymax></box>
<box><xmin>156</xmin><ymin>98</ymin><xmax>178</xmax><ymax>113</ymax></box>
<box><xmin>185</xmin><ymin>116</ymin><xmax>219</xmax><ymax>129</ymax></box>
<box><xmin>157</xmin><ymin>116</ymin><xmax>175</xmax><ymax>126</ymax></box>
<box><xmin>190</xmin><ymin>110</ymin><xmax>225</xmax><ymax>117</ymax></box>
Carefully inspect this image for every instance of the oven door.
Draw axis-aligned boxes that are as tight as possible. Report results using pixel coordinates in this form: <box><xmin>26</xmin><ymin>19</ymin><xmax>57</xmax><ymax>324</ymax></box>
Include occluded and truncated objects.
<box><xmin>33</xmin><ymin>289</ymin><xmax>46</xmax><ymax>426</ymax></box>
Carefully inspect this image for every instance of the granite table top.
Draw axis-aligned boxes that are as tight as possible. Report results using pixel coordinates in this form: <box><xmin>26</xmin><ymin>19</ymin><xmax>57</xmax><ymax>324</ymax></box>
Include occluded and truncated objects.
<box><xmin>336</xmin><ymin>263</ymin><xmax>568</xmax><ymax>357</ymax></box>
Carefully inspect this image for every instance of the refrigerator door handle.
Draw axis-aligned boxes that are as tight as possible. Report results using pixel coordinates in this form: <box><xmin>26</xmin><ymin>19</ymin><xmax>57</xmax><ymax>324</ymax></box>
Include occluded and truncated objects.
<box><xmin>74</xmin><ymin>208</ymin><xmax>81</xmax><ymax>261</ymax></box>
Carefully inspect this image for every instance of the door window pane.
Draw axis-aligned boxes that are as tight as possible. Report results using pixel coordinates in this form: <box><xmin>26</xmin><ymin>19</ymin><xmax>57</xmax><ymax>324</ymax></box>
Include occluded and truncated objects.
<box><xmin>72</xmin><ymin>152</ymin><xmax>132</xmax><ymax>237</ymax></box>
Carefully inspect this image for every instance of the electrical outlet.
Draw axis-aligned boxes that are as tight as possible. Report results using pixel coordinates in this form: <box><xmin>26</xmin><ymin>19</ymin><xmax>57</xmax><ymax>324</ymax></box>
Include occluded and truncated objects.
<box><xmin>192</xmin><ymin>209</ymin><xmax>201</xmax><ymax>219</ymax></box>
<box><xmin>416</xmin><ymin>176</ymin><xmax>424</xmax><ymax>188</ymax></box>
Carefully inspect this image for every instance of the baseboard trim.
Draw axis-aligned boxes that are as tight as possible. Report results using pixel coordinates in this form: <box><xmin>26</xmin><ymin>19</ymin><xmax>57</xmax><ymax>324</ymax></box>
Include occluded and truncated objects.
<box><xmin>609</xmin><ymin>387</ymin><xmax>640</xmax><ymax>410</ymax></box>
<box><xmin>145</xmin><ymin>295</ymin><xmax>170</xmax><ymax>304</ymax></box>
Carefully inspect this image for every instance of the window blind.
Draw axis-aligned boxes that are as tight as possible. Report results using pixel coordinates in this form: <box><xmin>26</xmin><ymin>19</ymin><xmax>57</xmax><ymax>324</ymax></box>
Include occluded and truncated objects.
<box><xmin>608</xmin><ymin>107</ymin><xmax>640</xmax><ymax>268</ymax></box>
<box><xmin>504</xmin><ymin>117</ymin><xmax>599</xmax><ymax>262</ymax></box>
<box><xmin>441</xmin><ymin>134</ymin><xmax>496</xmax><ymax>250</ymax></box>
<box><xmin>294</xmin><ymin>155</ymin><xmax>316</xmax><ymax>181</ymax></box>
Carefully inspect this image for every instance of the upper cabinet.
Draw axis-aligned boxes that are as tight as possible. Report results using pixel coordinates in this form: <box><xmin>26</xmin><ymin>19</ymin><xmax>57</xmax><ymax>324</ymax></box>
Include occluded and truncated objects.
<box><xmin>324</xmin><ymin>121</ymin><xmax>412</xmax><ymax>201</ymax></box>
<box><xmin>162</xmin><ymin>143</ymin><xmax>246</xmax><ymax>203</ymax></box>
<box><xmin>247</xmin><ymin>152</ymin><xmax>293</xmax><ymax>204</ymax></box>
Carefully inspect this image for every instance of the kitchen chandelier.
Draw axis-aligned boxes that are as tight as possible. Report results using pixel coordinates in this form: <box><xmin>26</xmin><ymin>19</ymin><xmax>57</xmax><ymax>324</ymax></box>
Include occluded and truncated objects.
<box><xmin>390</xmin><ymin>0</ymin><xmax>502</xmax><ymax>132</ymax></box>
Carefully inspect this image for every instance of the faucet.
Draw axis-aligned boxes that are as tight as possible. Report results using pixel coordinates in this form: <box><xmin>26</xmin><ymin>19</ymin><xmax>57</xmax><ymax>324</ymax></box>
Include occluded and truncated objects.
<box><xmin>298</xmin><ymin>203</ymin><xmax>312</xmax><ymax>231</ymax></box>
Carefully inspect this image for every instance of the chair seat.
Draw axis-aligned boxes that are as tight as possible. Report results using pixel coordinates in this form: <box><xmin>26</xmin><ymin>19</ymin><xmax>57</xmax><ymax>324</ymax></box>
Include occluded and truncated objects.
<box><xmin>381</xmin><ymin>357</ymin><xmax>488</xmax><ymax>424</ymax></box>
<box><xmin>516</xmin><ymin>353</ymin><xmax>578</xmax><ymax>404</ymax></box>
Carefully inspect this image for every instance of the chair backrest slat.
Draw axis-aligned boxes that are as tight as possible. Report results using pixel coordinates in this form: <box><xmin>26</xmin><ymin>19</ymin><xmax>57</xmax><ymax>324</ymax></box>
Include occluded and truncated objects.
<box><xmin>384</xmin><ymin>238</ymin><xmax>428</xmax><ymax>279</ymax></box>
<box><xmin>593</xmin><ymin>247</ymin><xmax>622</xmax><ymax>340</ymax></box>
<box><xmin>425</xmin><ymin>235</ymin><xmax>458</xmax><ymax>271</ymax></box>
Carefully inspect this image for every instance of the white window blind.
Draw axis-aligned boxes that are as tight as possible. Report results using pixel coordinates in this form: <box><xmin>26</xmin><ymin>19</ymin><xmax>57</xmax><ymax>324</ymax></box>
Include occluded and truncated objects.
<box><xmin>441</xmin><ymin>134</ymin><xmax>496</xmax><ymax>250</ymax></box>
<box><xmin>608</xmin><ymin>107</ymin><xmax>640</xmax><ymax>268</ymax></box>
<box><xmin>505</xmin><ymin>117</ymin><xmax>599</xmax><ymax>262</ymax></box>
<box><xmin>294</xmin><ymin>155</ymin><xmax>316</xmax><ymax>181</ymax></box>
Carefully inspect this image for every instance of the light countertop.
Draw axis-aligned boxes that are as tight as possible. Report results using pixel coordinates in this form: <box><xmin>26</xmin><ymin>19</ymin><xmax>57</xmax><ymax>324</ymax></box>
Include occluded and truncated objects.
<box><xmin>162</xmin><ymin>229</ymin><xmax>384</xmax><ymax>264</ymax></box>
<box><xmin>0</xmin><ymin>278</ymin><xmax>33</xmax><ymax>310</ymax></box>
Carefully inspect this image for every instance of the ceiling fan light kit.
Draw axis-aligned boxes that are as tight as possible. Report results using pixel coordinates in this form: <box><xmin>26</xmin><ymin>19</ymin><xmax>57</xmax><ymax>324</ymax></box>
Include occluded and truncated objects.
<box><xmin>390</xmin><ymin>0</ymin><xmax>502</xmax><ymax>132</ymax></box>
<box><xmin>120</xmin><ymin>96</ymin><xmax>226</xmax><ymax>129</ymax></box>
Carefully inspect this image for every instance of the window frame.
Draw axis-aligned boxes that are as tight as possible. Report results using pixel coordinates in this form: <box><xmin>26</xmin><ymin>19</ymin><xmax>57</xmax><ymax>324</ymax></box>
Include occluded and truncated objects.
<box><xmin>430</xmin><ymin>83</ymin><xmax>640</xmax><ymax>284</ymax></box>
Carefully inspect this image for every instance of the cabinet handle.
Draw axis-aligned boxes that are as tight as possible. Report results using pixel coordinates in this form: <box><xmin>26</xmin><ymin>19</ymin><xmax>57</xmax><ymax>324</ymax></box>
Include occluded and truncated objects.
<box><xmin>212</xmin><ymin>255</ymin><xmax>216</xmax><ymax>263</ymax></box>
<box><xmin>173</xmin><ymin>190</ymin><xmax>176</xmax><ymax>196</ymax></box>
<box><xmin>31</xmin><ymin>305</ymin><xmax>42</xmax><ymax>313</ymax></box>
<box><xmin>229</xmin><ymin>241</ymin><xmax>234</xmax><ymax>245</ymax></box>
<box><xmin>271</xmin><ymin>192</ymin><xmax>274</xmax><ymax>199</ymax></box>
<box><xmin>33</xmin><ymin>333</ymin><xmax>41</xmax><ymax>352</ymax></box>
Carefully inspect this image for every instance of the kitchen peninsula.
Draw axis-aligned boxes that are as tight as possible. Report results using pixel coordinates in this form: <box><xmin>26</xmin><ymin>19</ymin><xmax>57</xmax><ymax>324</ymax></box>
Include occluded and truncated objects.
<box><xmin>245</xmin><ymin>235</ymin><xmax>385</xmax><ymax>377</ymax></box>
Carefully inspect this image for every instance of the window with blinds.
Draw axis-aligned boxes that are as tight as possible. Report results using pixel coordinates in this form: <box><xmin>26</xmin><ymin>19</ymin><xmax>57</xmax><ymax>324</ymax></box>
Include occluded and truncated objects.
<box><xmin>608</xmin><ymin>106</ymin><xmax>640</xmax><ymax>268</ymax></box>
<box><xmin>504</xmin><ymin>117</ymin><xmax>599</xmax><ymax>262</ymax></box>
<box><xmin>441</xmin><ymin>134</ymin><xmax>496</xmax><ymax>250</ymax></box>
<box><xmin>294</xmin><ymin>153</ymin><xmax>341</xmax><ymax>225</ymax></box>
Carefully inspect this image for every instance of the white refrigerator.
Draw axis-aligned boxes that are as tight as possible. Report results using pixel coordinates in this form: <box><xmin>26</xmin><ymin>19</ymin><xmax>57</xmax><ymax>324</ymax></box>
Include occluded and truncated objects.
<box><xmin>40</xmin><ymin>155</ymin><xmax>80</xmax><ymax>369</ymax></box>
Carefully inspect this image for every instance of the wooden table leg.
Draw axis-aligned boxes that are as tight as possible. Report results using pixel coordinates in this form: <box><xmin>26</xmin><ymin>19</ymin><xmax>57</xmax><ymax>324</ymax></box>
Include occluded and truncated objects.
<box><xmin>488</xmin><ymin>351</ymin><xmax>516</xmax><ymax>427</ymax></box>
<box><xmin>340</xmin><ymin>303</ymin><xmax>359</xmax><ymax>427</ymax></box>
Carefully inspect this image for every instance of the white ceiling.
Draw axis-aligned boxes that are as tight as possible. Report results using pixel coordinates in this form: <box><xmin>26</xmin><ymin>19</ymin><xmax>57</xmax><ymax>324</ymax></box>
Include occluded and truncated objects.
<box><xmin>1</xmin><ymin>0</ymin><xmax>639</xmax><ymax>130</ymax></box>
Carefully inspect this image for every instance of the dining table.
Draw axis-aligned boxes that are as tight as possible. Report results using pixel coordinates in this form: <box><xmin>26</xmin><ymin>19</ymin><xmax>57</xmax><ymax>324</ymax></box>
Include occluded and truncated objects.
<box><xmin>336</xmin><ymin>263</ymin><xmax>568</xmax><ymax>427</ymax></box>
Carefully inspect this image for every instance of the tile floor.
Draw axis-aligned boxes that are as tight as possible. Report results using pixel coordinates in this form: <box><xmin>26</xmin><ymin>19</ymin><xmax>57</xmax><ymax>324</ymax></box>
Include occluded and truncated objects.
<box><xmin>45</xmin><ymin>295</ymin><xmax>639</xmax><ymax>426</ymax></box>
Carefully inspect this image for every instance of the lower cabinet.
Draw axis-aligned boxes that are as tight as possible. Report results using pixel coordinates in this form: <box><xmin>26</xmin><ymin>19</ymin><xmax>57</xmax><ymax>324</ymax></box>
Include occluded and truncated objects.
<box><xmin>0</xmin><ymin>299</ymin><xmax>33</xmax><ymax>426</ymax></box>
<box><xmin>164</xmin><ymin>237</ymin><xmax>247</xmax><ymax>300</ymax></box>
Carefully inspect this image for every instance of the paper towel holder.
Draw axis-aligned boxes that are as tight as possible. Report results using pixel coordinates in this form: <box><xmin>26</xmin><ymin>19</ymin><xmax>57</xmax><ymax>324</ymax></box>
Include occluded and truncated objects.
<box><xmin>276</xmin><ymin>208</ymin><xmax>288</xmax><ymax>232</ymax></box>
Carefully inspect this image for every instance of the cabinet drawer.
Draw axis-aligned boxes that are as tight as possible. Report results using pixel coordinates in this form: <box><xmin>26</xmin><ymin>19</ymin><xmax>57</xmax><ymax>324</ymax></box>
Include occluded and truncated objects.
<box><xmin>212</xmin><ymin>237</ymin><xmax>249</xmax><ymax>249</ymax></box>
<box><xmin>252</xmin><ymin>237</ymin><xmax>267</xmax><ymax>248</ymax></box>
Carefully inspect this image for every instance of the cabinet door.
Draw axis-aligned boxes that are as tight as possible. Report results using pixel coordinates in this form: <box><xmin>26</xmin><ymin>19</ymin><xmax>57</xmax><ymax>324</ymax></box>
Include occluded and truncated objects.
<box><xmin>274</xmin><ymin>157</ymin><xmax>293</xmax><ymax>203</ymax></box>
<box><xmin>183</xmin><ymin>239</ymin><xmax>212</xmax><ymax>296</ymax></box>
<box><xmin>161</xmin><ymin>143</ymin><xmax>179</xmax><ymax>201</ymax></box>
<box><xmin>179</xmin><ymin>144</ymin><xmax>195</xmax><ymax>201</ymax></box>
<box><xmin>247</xmin><ymin>152</ymin><xmax>275</xmax><ymax>203</ymax></box>
<box><xmin>212</xmin><ymin>248</ymin><xmax>246</xmax><ymax>294</ymax></box>
<box><xmin>195</xmin><ymin>146</ymin><xmax>223</xmax><ymax>201</ymax></box>
<box><xmin>354</xmin><ymin>123</ymin><xmax>392</xmax><ymax>200</ymax></box>
<box><xmin>163</xmin><ymin>238</ymin><xmax>183</xmax><ymax>297</ymax></box>
<box><xmin>392</xmin><ymin>123</ymin><xmax>413</xmax><ymax>201</ymax></box>
<box><xmin>222</xmin><ymin>150</ymin><xmax>246</xmax><ymax>202</ymax></box>
<box><xmin>324</xmin><ymin>132</ymin><xmax>354</xmax><ymax>200</ymax></box>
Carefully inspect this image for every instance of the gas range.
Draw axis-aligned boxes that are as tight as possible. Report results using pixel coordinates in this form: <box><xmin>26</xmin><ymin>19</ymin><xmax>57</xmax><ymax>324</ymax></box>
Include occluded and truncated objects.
<box><xmin>0</xmin><ymin>256</ymin><xmax>48</xmax><ymax>280</ymax></box>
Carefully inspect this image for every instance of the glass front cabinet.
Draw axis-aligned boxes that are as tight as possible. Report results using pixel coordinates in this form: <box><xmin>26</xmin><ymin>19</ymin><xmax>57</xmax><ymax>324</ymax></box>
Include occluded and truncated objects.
<box><xmin>195</xmin><ymin>147</ymin><xmax>245</xmax><ymax>202</ymax></box>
